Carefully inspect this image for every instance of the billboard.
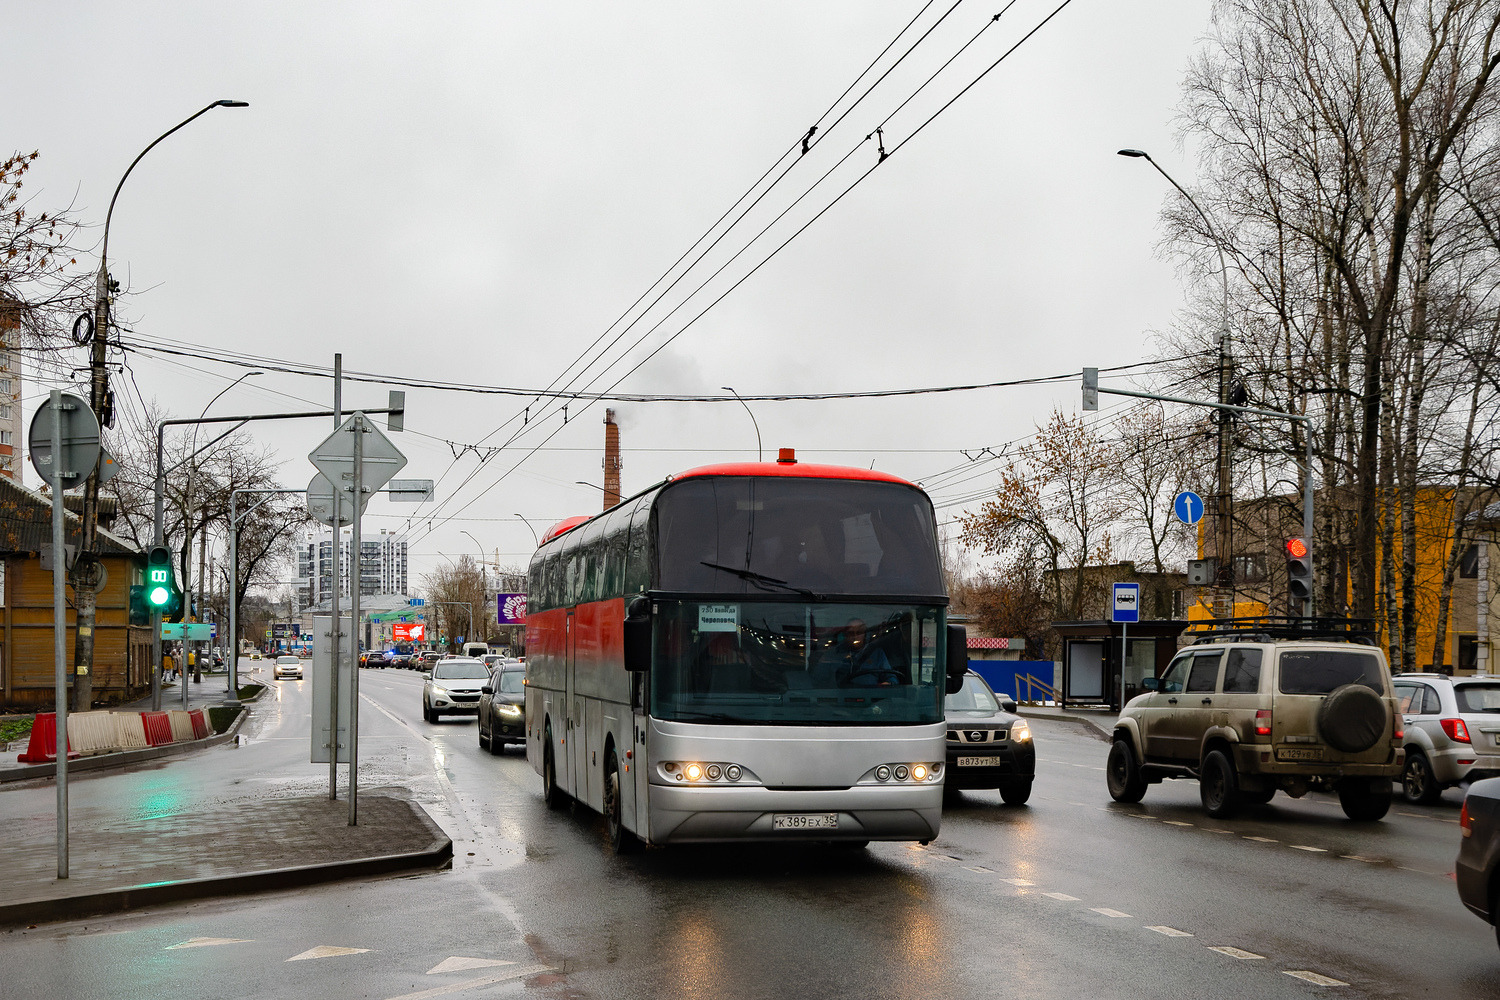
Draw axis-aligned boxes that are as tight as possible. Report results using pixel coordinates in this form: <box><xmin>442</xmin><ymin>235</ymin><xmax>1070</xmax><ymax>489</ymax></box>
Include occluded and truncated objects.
<box><xmin>497</xmin><ymin>593</ymin><xmax>527</xmax><ymax>625</ymax></box>
<box><xmin>393</xmin><ymin>622</ymin><xmax>425</xmax><ymax>642</ymax></box>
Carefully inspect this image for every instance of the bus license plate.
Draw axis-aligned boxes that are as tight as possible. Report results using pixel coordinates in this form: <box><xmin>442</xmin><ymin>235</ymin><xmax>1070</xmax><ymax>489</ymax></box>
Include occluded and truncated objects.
<box><xmin>773</xmin><ymin>813</ymin><xmax>838</xmax><ymax>831</ymax></box>
<box><xmin>1277</xmin><ymin>747</ymin><xmax>1324</xmax><ymax>761</ymax></box>
<box><xmin>956</xmin><ymin>756</ymin><xmax>991</xmax><ymax>767</ymax></box>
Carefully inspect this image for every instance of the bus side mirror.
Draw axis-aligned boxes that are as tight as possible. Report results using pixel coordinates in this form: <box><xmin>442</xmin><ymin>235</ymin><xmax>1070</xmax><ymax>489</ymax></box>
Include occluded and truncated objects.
<box><xmin>946</xmin><ymin>624</ymin><xmax>968</xmax><ymax>694</ymax></box>
<box><xmin>624</xmin><ymin>596</ymin><xmax>651</xmax><ymax>673</ymax></box>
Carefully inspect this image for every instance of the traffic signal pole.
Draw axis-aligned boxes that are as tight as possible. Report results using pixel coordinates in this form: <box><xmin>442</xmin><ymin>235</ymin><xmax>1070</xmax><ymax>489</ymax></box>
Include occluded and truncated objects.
<box><xmin>149</xmin><ymin>394</ymin><xmax>404</xmax><ymax>711</ymax></box>
<box><xmin>1083</xmin><ymin>374</ymin><xmax>1315</xmax><ymax>614</ymax></box>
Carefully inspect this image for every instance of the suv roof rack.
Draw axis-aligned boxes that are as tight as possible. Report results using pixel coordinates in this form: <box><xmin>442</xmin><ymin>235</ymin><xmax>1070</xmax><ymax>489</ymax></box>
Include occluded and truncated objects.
<box><xmin>1188</xmin><ymin>615</ymin><xmax>1379</xmax><ymax>646</ymax></box>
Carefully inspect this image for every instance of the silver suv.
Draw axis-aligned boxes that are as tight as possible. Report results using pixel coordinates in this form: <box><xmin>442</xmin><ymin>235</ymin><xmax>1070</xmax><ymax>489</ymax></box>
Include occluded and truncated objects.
<box><xmin>1108</xmin><ymin>635</ymin><xmax>1404</xmax><ymax>821</ymax></box>
<box><xmin>1392</xmin><ymin>673</ymin><xmax>1500</xmax><ymax>803</ymax></box>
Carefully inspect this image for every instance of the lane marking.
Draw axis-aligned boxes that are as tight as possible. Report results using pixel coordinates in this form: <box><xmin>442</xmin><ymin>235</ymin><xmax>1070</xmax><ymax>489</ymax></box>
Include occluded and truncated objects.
<box><xmin>1091</xmin><ymin>908</ymin><xmax>1133</xmax><ymax>918</ymax></box>
<box><xmin>1243</xmin><ymin>836</ymin><xmax>1278</xmax><ymax>843</ymax></box>
<box><xmin>1146</xmin><ymin>926</ymin><xmax>1194</xmax><ymax>937</ymax></box>
<box><xmin>1041</xmin><ymin>892</ymin><xmax>1079</xmax><ymax>901</ymax></box>
<box><xmin>427</xmin><ymin>957</ymin><xmax>516</xmax><ymax>975</ymax></box>
<box><xmin>288</xmin><ymin>945</ymin><xmax>372</xmax><ymax>961</ymax></box>
<box><xmin>1001</xmin><ymin>877</ymin><xmax>1034</xmax><ymax>886</ymax></box>
<box><xmin>1284</xmin><ymin>970</ymin><xmax>1347</xmax><ymax>986</ymax></box>
<box><xmin>964</xmin><ymin>866</ymin><xmax>993</xmax><ymax>874</ymax></box>
<box><xmin>1162</xmin><ymin>820</ymin><xmax>1193</xmax><ymax>827</ymax></box>
<box><xmin>1341</xmin><ymin>855</ymin><xmax>1379</xmax><ymax>863</ymax></box>
<box><xmin>1289</xmin><ymin>845</ymin><xmax>1327</xmax><ymax>853</ymax></box>
<box><xmin>1208</xmin><ymin>946</ymin><xmax>1264</xmax><ymax>960</ymax></box>
<box><xmin>165</xmin><ymin>937</ymin><xmax>253</xmax><ymax>950</ymax></box>
<box><xmin>383</xmin><ymin>965</ymin><xmax>553</xmax><ymax>999</ymax></box>
<box><xmin>1201</xmin><ymin>828</ymin><xmax>1233</xmax><ymax>834</ymax></box>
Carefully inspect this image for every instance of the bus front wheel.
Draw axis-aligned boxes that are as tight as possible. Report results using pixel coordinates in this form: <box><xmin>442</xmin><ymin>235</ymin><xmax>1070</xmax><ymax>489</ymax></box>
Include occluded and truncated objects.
<box><xmin>606</xmin><ymin>748</ymin><xmax>641</xmax><ymax>854</ymax></box>
<box><xmin>543</xmin><ymin>724</ymin><xmax>565</xmax><ymax>811</ymax></box>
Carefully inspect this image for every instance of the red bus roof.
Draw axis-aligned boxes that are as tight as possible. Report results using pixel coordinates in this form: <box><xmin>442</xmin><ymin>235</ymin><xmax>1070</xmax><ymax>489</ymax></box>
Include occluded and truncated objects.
<box><xmin>538</xmin><ymin>461</ymin><xmax>921</xmax><ymax>547</ymax></box>
<box><xmin>540</xmin><ymin>515</ymin><xmax>593</xmax><ymax>545</ymax></box>
<box><xmin>670</xmin><ymin>461</ymin><xmax>918</xmax><ymax>488</ymax></box>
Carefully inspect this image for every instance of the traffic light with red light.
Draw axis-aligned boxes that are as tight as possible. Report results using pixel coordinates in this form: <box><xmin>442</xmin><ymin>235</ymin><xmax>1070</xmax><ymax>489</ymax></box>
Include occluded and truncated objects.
<box><xmin>1285</xmin><ymin>536</ymin><xmax>1313</xmax><ymax>613</ymax></box>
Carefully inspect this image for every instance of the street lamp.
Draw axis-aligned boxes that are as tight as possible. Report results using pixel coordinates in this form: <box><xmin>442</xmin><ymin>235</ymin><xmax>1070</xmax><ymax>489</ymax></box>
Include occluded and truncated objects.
<box><xmin>1118</xmin><ymin>147</ymin><xmax>1236</xmax><ymax>613</ymax></box>
<box><xmin>461</xmin><ymin>529</ymin><xmax>488</xmax><ymax>642</ymax></box>
<box><xmin>78</xmin><ymin>97</ymin><xmax>249</xmax><ymax>711</ymax></box>
<box><xmin>512</xmin><ymin>513</ymin><xmax>539</xmax><ymax>547</ymax></box>
<box><xmin>722</xmin><ymin>386</ymin><xmax>763</xmax><ymax>462</ymax></box>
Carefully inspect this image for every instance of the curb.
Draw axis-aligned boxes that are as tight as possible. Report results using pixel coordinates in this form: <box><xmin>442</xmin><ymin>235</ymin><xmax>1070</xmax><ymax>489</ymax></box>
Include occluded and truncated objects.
<box><xmin>0</xmin><ymin>706</ymin><xmax>250</xmax><ymax>784</ymax></box>
<box><xmin>0</xmin><ymin>802</ymin><xmax>453</xmax><ymax>928</ymax></box>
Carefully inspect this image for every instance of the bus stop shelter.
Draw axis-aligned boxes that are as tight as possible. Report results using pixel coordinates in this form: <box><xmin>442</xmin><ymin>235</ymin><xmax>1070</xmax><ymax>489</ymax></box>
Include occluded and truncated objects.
<box><xmin>1052</xmin><ymin>619</ymin><xmax>1190</xmax><ymax>712</ymax></box>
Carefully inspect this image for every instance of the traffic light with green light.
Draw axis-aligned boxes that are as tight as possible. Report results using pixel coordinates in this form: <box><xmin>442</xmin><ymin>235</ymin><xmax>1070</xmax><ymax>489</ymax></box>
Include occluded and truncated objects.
<box><xmin>145</xmin><ymin>545</ymin><xmax>182</xmax><ymax>620</ymax></box>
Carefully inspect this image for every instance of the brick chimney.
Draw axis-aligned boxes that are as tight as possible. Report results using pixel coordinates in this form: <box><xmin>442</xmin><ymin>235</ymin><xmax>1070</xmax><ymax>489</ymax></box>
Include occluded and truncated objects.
<box><xmin>602</xmin><ymin>408</ymin><xmax>621</xmax><ymax>510</ymax></box>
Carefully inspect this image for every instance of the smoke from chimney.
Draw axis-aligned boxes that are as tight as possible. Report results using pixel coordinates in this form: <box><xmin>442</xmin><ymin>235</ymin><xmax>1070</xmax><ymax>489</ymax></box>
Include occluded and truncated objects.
<box><xmin>603</xmin><ymin>408</ymin><xmax>621</xmax><ymax>510</ymax></box>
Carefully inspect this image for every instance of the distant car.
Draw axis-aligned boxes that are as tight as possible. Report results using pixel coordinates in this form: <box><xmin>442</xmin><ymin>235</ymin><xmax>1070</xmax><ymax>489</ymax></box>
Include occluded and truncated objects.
<box><xmin>419</xmin><ymin>651</ymin><xmax>442</xmax><ymax>669</ymax></box>
<box><xmin>1393</xmin><ymin>673</ymin><xmax>1500</xmax><ymax>803</ymax></box>
<box><xmin>423</xmin><ymin>657</ymin><xmax>490</xmax><ymax>722</ymax></box>
<box><xmin>1457</xmin><ymin>777</ymin><xmax>1500</xmax><ymax>950</ymax></box>
<box><xmin>273</xmin><ymin>655</ymin><xmax>304</xmax><ymax>680</ymax></box>
<box><xmin>944</xmin><ymin>671</ymin><xmax>1035</xmax><ymax>804</ymax></box>
<box><xmin>478</xmin><ymin>666</ymin><xmax>527</xmax><ymax>752</ymax></box>
<box><xmin>249</xmin><ymin>651</ymin><xmax>262</xmax><ymax>661</ymax></box>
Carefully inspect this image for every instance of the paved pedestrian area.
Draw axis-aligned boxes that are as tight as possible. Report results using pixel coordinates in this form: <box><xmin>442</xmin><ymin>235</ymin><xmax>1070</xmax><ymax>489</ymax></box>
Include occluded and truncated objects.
<box><xmin>1</xmin><ymin>791</ymin><xmax>441</xmax><ymax>912</ymax></box>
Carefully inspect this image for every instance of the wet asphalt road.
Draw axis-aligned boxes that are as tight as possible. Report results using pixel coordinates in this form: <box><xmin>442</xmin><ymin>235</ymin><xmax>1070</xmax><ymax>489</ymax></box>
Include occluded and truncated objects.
<box><xmin>2</xmin><ymin>657</ymin><xmax>1496</xmax><ymax>999</ymax></box>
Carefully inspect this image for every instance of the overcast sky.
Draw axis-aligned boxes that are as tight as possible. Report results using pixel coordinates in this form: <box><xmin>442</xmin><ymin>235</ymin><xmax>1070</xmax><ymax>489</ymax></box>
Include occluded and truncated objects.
<box><xmin>9</xmin><ymin>1</ymin><xmax>1212</xmax><ymax>586</ymax></box>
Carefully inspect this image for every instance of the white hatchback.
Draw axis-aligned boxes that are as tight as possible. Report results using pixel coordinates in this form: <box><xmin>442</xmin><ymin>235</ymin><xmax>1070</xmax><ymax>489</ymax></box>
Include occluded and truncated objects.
<box><xmin>273</xmin><ymin>655</ymin><xmax>304</xmax><ymax>680</ymax></box>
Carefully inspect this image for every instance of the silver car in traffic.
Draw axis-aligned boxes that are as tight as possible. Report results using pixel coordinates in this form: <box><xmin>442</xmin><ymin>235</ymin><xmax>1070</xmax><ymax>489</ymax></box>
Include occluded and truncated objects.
<box><xmin>422</xmin><ymin>657</ymin><xmax>490</xmax><ymax>722</ymax></box>
<box><xmin>1393</xmin><ymin>673</ymin><xmax>1500</xmax><ymax>803</ymax></box>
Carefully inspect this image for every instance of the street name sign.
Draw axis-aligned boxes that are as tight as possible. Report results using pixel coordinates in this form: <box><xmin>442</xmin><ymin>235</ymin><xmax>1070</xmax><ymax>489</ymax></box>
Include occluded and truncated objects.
<box><xmin>386</xmin><ymin>479</ymin><xmax>435</xmax><ymax>502</ymax></box>
<box><xmin>1112</xmin><ymin>583</ymin><xmax>1140</xmax><ymax>624</ymax></box>
<box><xmin>1174</xmin><ymin>490</ymin><xmax>1205</xmax><ymax>526</ymax></box>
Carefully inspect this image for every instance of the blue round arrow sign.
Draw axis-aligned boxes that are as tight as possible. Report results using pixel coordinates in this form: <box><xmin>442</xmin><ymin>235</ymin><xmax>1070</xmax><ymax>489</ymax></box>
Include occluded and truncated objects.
<box><xmin>1174</xmin><ymin>490</ymin><xmax>1205</xmax><ymax>526</ymax></box>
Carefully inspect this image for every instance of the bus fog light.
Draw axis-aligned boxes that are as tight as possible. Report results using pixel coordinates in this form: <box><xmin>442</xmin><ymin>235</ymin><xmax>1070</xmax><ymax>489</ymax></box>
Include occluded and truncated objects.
<box><xmin>911</xmin><ymin>764</ymin><xmax>927</xmax><ymax>781</ymax></box>
<box><xmin>664</xmin><ymin>762</ymin><xmax>677</xmax><ymax>773</ymax></box>
<box><xmin>685</xmin><ymin>763</ymin><xmax>703</xmax><ymax>781</ymax></box>
<box><xmin>706</xmin><ymin>764</ymin><xmax>722</xmax><ymax>780</ymax></box>
<box><xmin>894</xmin><ymin>765</ymin><xmax>909</xmax><ymax>781</ymax></box>
<box><xmin>875</xmin><ymin>765</ymin><xmax>891</xmax><ymax>781</ymax></box>
<box><xmin>726</xmin><ymin>765</ymin><xmax>742</xmax><ymax>781</ymax></box>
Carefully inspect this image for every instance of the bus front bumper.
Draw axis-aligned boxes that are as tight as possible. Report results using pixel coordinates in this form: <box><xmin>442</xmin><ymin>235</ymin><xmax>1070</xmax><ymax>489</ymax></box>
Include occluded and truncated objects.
<box><xmin>647</xmin><ymin>781</ymin><xmax>942</xmax><ymax>844</ymax></box>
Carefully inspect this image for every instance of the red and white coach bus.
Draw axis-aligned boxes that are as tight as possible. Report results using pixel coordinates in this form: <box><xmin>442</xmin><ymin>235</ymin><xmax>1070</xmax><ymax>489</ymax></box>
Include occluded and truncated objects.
<box><xmin>525</xmin><ymin>450</ymin><xmax>968</xmax><ymax>853</ymax></box>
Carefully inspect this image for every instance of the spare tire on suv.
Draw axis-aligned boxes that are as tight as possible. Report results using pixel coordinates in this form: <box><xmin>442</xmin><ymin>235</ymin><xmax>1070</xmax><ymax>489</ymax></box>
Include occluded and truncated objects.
<box><xmin>1317</xmin><ymin>683</ymin><xmax>1387</xmax><ymax>754</ymax></box>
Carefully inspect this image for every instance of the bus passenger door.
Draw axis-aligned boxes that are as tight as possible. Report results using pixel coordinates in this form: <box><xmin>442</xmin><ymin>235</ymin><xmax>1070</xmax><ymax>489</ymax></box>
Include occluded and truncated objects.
<box><xmin>565</xmin><ymin>611</ymin><xmax>579</xmax><ymax>797</ymax></box>
<box><xmin>632</xmin><ymin>675</ymin><xmax>650</xmax><ymax>841</ymax></box>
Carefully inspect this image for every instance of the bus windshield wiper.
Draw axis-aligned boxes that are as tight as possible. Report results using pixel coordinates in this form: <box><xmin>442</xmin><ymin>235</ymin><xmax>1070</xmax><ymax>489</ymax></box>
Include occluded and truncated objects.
<box><xmin>700</xmin><ymin>561</ymin><xmax>820</xmax><ymax>600</ymax></box>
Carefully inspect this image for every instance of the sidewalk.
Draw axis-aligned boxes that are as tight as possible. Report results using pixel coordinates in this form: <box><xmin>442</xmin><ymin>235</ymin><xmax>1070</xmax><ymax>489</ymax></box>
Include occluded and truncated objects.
<box><xmin>0</xmin><ymin>790</ymin><xmax>451</xmax><ymax>927</ymax></box>
<box><xmin>0</xmin><ymin>661</ymin><xmax>452</xmax><ymax>927</ymax></box>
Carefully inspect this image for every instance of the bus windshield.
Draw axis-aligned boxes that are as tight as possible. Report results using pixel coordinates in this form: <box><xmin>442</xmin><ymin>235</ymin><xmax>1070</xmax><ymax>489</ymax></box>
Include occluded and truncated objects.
<box><xmin>651</xmin><ymin>601</ymin><xmax>945</xmax><ymax>725</ymax></box>
<box><xmin>655</xmin><ymin>477</ymin><xmax>943</xmax><ymax>597</ymax></box>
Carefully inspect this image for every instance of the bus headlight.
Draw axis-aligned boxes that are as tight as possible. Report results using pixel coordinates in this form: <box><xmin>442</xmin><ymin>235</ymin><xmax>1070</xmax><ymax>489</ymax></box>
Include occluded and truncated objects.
<box><xmin>911</xmin><ymin>764</ymin><xmax>928</xmax><ymax>781</ymax></box>
<box><xmin>685</xmin><ymin>763</ymin><xmax>703</xmax><ymax>781</ymax></box>
<box><xmin>725</xmin><ymin>765</ymin><xmax>742</xmax><ymax>781</ymax></box>
<box><xmin>894</xmin><ymin>765</ymin><xmax>909</xmax><ymax>780</ymax></box>
<box><xmin>875</xmin><ymin>765</ymin><xmax>892</xmax><ymax>781</ymax></box>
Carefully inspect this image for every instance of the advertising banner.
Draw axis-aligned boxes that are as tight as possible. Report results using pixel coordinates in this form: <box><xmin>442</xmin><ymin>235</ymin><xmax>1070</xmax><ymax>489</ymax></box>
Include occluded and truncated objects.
<box><xmin>497</xmin><ymin>593</ymin><xmax>527</xmax><ymax>625</ymax></box>
<box><xmin>393</xmin><ymin>622</ymin><xmax>425</xmax><ymax>642</ymax></box>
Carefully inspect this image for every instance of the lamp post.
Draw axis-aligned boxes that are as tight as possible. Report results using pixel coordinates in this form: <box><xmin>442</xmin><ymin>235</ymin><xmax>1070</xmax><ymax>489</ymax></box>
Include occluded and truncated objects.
<box><xmin>512</xmin><ymin>514</ymin><xmax>539</xmax><ymax>547</ymax></box>
<box><xmin>177</xmin><ymin>372</ymin><xmax>261</xmax><ymax>707</ymax></box>
<box><xmin>461</xmin><ymin>529</ymin><xmax>489</xmax><ymax>643</ymax></box>
<box><xmin>73</xmin><ymin>98</ymin><xmax>249</xmax><ymax>711</ymax></box>
<box><xmin>722</xmin><ymin>386</ymin><xmax>763</xmax><ymax>462</ymax></box>
<box><xmin>1118</xmin><ymin>148</ymin><xmax>1236</xmax><ymax>618</ymax></box>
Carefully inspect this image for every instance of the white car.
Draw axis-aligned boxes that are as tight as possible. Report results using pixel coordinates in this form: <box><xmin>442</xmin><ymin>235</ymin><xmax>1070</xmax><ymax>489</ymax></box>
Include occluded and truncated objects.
<box><xmin>422</xmin><ymin>657</ymin><xmax>490</xmax><ymax>722</ymax></box>
<box><xmin>273</xmin><ymin>655</ymin><xmax>304</xmax><ymax>680</ymax></box>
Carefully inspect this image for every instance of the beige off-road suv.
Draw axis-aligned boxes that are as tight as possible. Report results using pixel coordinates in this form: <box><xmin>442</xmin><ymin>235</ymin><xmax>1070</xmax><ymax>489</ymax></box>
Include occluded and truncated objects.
<box><xmin>1106</xmin><ymin>636</ymin><xmax>1404</xmax><ymax>820</ymax></box>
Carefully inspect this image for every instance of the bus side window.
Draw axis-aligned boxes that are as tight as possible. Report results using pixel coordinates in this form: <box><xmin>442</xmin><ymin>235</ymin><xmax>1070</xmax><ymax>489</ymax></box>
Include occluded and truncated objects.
<box><xmin>602</xmin><ymin>508</ymin><xmax>628</xmax><ymax>598</ymax></box>
<box><xmin>528</xmin><ymin>555</ymin><xmax>545</xmax><ymax>613</ymax></box>
<box><xmin>625</xmin><ymin>495</ymin><xmax>653</xmax><ymax>593</ymax></box>
<box><xmin>565</xmin><ymin>540</ymin><xmax>583</xmax><ymax>607</ymax></box>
